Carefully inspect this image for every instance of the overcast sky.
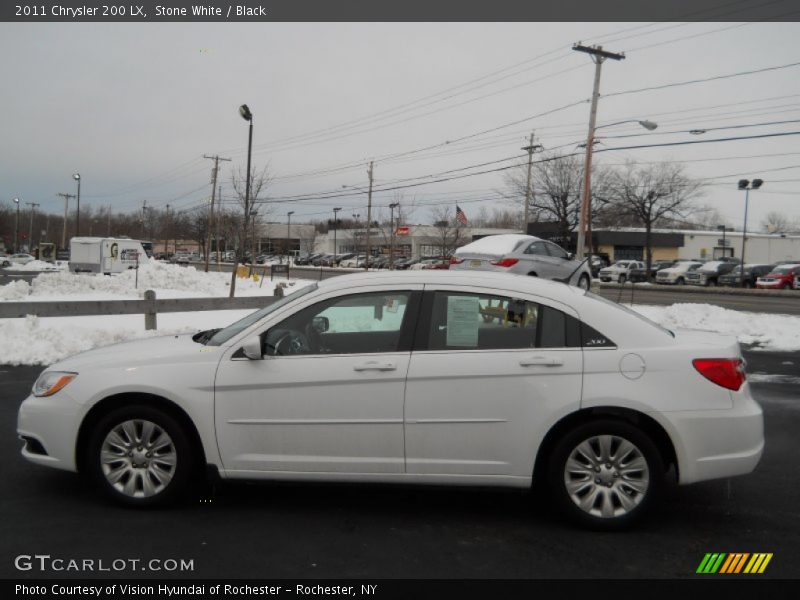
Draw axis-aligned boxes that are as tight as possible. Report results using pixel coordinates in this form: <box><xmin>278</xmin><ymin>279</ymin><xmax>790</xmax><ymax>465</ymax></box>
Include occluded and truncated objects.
<box><xmin>2</xmin><ymin>20</ymin><xmax>799</xmax><ymax>230</ymax></box>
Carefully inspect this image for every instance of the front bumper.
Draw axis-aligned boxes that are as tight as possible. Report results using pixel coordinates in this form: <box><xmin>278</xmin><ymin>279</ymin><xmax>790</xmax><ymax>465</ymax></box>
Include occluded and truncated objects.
<box><xmin>662</xmin><ymin>385</ymin><xmax>764</xmax><ymax>485</ymax></box>
<box><xmin>17</xmin><ymin>392</ymin><xmax>83</xmax><ymax>472</ymax></box>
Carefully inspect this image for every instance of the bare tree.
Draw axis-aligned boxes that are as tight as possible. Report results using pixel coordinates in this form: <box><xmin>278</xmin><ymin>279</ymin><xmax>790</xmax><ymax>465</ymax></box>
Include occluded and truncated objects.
<box><xmin>504</xmin><ymin>152</ymin><xmax>612</xmax><ymax>247</ymax></box>
<box><xmin>607</xmin><ymin>161</ymin><xmax>704</xmax><ymax>274</ymax></box>
<box><xmin>430</xmin><ymin>206</ymin><xmax>465</xmax><ymax>260</ymax></box>
<box><xmin>761</xmin><ymin>210</ymin><xmax>796</xmax><ymax>233</ymax></box>
<box><xmin>229</xmin><ymin>164</ymin><xmax>272</xmax><ymax>295</ymax></box>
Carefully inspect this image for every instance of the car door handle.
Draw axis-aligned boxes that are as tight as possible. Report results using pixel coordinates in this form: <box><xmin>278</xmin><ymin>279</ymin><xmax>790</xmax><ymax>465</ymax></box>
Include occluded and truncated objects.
<box><xmin>519</xmin><ymin>355</ymin><xmax>564</xmax><ymax>367</ymax></box>
<box><xmin>353</xmin><ymin>361</ymin><xmax>397</xmax><ymax>372</ymax></box>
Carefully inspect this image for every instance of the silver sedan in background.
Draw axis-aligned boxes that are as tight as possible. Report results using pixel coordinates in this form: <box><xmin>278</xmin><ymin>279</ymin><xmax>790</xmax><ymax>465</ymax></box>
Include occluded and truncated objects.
<box><xmin>450</xmin><ymin>234</ymin><xmax>592</xmax><ymax>290</ymax></box>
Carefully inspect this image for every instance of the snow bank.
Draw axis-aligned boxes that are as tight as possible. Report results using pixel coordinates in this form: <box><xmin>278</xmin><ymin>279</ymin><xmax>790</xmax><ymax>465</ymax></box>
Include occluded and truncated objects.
<box><xmin>0</xmin><ymin>310</ymin><xmax>253</xmax><ymax>366</ymax></box>
<box><xmin>0</xmin><ymin>280</ymin><xmax>31</xmax><ymax>301</ymax></box>
<box><xmin>630</xmin><ymin>303</ymin><xmax>800</xmax><ymax>352</ymax></box>
<box><xmin>1</xmin><ymin>261</ymin><xmax>312</xmax><ymax>301</ymax></box>
<box><xmin>4</xmin><ymin>260</ymin><xmax>66</xmax><ymax>272</ymax></box>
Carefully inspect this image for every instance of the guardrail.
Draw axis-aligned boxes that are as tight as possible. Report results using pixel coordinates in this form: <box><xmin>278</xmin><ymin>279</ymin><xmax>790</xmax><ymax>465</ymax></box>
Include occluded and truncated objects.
<box><xmin>0</xmin><ymin>291</ymin><xmax>277</xmax><ymax>330</ymax></box>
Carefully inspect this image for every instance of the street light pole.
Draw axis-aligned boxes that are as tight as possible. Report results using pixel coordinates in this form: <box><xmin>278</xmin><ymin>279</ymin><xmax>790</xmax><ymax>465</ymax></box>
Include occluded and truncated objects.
<box><xmin>738</xmin><ymin>178</ymin><xmax>764</xmax><ymax>288</ymax></box>
<box><xmin>27</xmin><ymin>202</ymin><xmax>39</xmax><ymax>253</ymax></box>
<box><xmin>231</xmin><ymin>104</ymin><xmax>253</xmax><ymax>298</ymax></box>
<box><xmin>389</xmin><ymin>202</ymin><xmax>399</xmax><ymax>269</ymax></box>
<box><xmin>13</xmin><ymin>198</ymin><xmax>20</xmax><ymax>253</ymax></box>
<box><xmin>73</xmin><ymin>173</ymin><xmax>81</xmax><ymax>237</ymax></box>
<box><xmin>332</xmin><ymin>207</ymin><xmax>341</xmax><ymax>262</ymax></box>
<box><xmin>286</xmin><ymin>211</ymin><xmax>294</xmax><ymax>264</ymax></box>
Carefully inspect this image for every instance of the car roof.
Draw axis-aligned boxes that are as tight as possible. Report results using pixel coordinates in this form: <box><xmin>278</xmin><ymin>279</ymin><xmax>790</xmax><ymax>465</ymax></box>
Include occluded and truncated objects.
<box><xmin>316</xmin><ymin>269</ymin><xmax>584</xmax><ymax>303</ymax></box>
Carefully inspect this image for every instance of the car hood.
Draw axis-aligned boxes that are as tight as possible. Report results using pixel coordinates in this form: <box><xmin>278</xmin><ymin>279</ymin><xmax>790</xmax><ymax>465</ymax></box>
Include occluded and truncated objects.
<box><xmin>51</xmin><ymin>333</ymin><xmax>220</xmax><ymax>372</ymax></box>
<box><xmin>658</xmin><ymin>267</ymin><xmax>688</xmax><ymax>275</ymax></box>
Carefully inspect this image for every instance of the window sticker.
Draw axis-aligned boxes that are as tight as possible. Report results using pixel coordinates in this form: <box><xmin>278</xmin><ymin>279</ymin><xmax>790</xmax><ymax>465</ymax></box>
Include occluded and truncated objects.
<box><xmin>446</xmin><ymin>295</ymin><xmax>480</xmax><ymax>347</ymax></box>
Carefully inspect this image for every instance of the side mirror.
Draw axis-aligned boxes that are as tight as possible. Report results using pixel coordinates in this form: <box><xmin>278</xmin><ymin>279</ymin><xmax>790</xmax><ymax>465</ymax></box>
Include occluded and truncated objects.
<box><xmin>567</xmin><ymin>252</ymin><xmax>574</xmax><ymax>260</ymax></box>
<box><xmin>241</xmin><ymin>335</ymin><xmax>264</xmax><ymax>360</ymax></box>
<box><xmin>312</xmin><ymin>316</ymin><xmax>329</xmax><ymax>333</ymax></box>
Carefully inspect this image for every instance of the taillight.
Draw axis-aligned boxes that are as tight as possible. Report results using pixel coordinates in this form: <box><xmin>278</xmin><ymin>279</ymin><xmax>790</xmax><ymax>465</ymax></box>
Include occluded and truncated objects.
<box><xmin>450</xmin><ymin>257</ymin><xmax>464</xmax><ymax>265</ymax></box>
<box><xmin>490</xmin><ymin>258</ymin><xmax>519</xmax><ymax>268</ymax></box>
<box><xmin>692</xmin><ymin>358</ymin><xmax>746</xmax><ymax>391</ymax></box>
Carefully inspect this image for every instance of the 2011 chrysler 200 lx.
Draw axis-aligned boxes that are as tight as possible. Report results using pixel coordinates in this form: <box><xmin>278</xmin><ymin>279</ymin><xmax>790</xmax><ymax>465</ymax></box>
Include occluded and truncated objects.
<box><xmin>18</xmin><ymin>271</ymin><xmax>763</xmax><ymax>529</ymax></box>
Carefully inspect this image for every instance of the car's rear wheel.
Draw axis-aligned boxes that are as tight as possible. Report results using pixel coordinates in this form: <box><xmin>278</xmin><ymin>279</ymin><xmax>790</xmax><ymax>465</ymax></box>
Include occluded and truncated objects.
<box><xmin>86</xmin><ymin>405</ymin><xmax>194</xmax><ymax>506</ymax></box>
<box><xmin>676</xmin><ymin>277</ymin><xmax>685</xmax><ymax>285</ymax></box>
<box><xmin>547</xmin><ymin>420</ymin><xmax>663</xmax><ymax>530</ymax></box>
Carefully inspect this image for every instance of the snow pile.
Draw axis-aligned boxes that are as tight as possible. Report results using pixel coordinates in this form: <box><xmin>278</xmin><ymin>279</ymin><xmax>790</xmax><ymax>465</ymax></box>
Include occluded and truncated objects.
<box><xmin>0</xmin><ymin>310</ymin><xmax>253</xmax><ymax>366</ymax></box>
<box><xmin>4</xmin><ymin>260</ymin><xmax>67</xmax><ymax>272</ymax></box>
<box><xmin>0</xmin><ymin>261</ymin><xmax>311</xmax><ymax>301</ymax></box>
<box><xmin>0</xmin><ymin>280</ymin><xmax>31</xmax><ymax>301</ymax></box>
<box><xmin>631</xmin><ymin>303</ymin><xmax>800</xmax><ymax>352</ymax></box>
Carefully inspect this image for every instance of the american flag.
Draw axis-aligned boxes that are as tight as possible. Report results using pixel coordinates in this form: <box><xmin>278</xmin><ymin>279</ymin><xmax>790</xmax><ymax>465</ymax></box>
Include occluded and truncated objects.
<box><xmin>455</xmin><ymin>205</ymin><xmax>468</xmax><ymax>226</ymax></box>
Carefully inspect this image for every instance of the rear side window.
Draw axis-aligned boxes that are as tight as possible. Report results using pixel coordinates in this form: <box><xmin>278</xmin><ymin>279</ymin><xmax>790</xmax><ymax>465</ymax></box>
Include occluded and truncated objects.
<box><xmin>425</xmin><ymin>292</ymin><xmax>592</xmax><ymax>350</ymax></box>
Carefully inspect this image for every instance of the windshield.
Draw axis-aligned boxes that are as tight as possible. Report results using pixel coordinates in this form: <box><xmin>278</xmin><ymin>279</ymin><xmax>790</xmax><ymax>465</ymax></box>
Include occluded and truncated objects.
<box><xmin>771</xmin><ymin>266</ymin><xmax>799</xmax><ymax>275</ymax></box>
<box><xmin>206</xmin><ymin>284</ymin><xmax>317</xmax><ymax>346</ymax></box>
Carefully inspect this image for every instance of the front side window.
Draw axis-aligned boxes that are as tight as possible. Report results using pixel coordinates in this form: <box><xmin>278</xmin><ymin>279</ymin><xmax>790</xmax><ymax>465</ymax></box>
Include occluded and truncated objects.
<box><xmin>545</xmin><ymin>242</ymin><xmax>569</xmax><ymax>259</ymax></box>
<box><xmin>426</xmin><ymin>292</ymin><xmax>580</xmax><ymax>351</ymax></box>
<box><xmin>264</xmin><ymin>291</ymin><xmax>413</xmax><ymax>356</ymax></box>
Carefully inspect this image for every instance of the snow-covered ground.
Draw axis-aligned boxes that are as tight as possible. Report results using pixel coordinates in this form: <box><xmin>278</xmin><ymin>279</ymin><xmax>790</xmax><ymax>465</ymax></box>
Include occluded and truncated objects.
<box><xmin>1</xmin><ymin>264</ymin><xmax>799</xmax><ymax>366</ymax></box>
<box><xmin>630</xmin><ymin>303</ymin><xmax>800</xmax><ymax>353</ymax></box>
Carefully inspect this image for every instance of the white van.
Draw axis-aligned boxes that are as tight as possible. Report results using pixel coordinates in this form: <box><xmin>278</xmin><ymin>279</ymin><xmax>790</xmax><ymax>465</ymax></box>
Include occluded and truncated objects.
<box><xmin>69</xmin><ymin>237</ymin><xmax>149</xmax><ymax>274</ymax></box>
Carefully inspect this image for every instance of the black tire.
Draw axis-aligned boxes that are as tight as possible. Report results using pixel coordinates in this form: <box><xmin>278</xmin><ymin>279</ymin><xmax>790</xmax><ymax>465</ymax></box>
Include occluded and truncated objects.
<box><xmin>527</xmin><ymin>272</ymin><xmax>538</xmax><ymax>277</ymax></box>
<box><xmin>86</xmin><ymin>405</ymin><xmax>195</xmax><ymax>507</ymax></box>
<box><xmin>676</xmin><ymin>277</ymin><xmax>685</xmax><ymax>286</ymax></box>
<box><xmin>546</xmin><ymin>419</ymin><xmax>663</xmax><ymax>530</ymax></box>
<box><xmin>577</xmin><ymin>274</ymin><xmax>591</xmax><ymax>290</ymax></box>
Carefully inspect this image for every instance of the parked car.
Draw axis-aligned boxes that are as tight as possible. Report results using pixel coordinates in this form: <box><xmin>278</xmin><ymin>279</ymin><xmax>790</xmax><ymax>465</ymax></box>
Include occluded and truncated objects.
<box><xmin>684</xmin><ymin>260</ymin><xmax>740</xmax><ymax>287</ymax></box>
<box><xmin>0</xmin><ymin>254</ymin><xmax>10</xmax><ymax>267</ymax></box>
<box><xmin>756</xmin><ymin>263</ymin><xmax>800</xmax><ymax>289</ymax></box>
<box><xmin>171</xmin><ymin>253</ymin><xmax>190</xmax><ymax>265</ymax></box>
<box><xmin>450</xmin><ymin>234</ymin><xmax>592</xmax><ymax>290</ymax></box>
<box><xmin>394</xmin><ymin>258</ymin><xmax>419</xmax><ymax>270</ymax></box>
<box><xmin>589</xmin><ymin>255</ymin><xmax>609</xmax><ymax>278</ymax></box>
<box><xmin>629</xmin><ymin>260</ymin><xmax>676</xmax><ymax>283</ymax></box>
<box><xmin>655</xmin><ymin>261</ymin><xmax>704</xmax><ymax>285</ymax></box>
<box><xmin>7</xmin><ymin>253</ymin><xmax>35</xmax><ymax>265</ymax></box>
<box><xmin>340</xmin><ymin>254</ymin><xmax>367</xmax><ymax>268</ymax></box>
<box><xmin>718</xmin><ymin>264</ymin><xmax>776</xmax><ymax>288</ymax></box>
<box><xmin>598</xmin><ymin>260</ymin><xmax>645</xmax><ymax>284</ymax></box>
<box><xmin>18</xmin><ymin>270</ymin><xmax>763</xmax><ymax>528</ymax></box>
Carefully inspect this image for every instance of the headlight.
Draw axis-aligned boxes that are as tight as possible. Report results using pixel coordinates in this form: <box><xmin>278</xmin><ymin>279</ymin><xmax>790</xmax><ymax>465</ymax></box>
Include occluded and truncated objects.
<box><xmin>32</xmin><ymin>371</ymin><xmax>77</xmax><ymax>397</ymax></box>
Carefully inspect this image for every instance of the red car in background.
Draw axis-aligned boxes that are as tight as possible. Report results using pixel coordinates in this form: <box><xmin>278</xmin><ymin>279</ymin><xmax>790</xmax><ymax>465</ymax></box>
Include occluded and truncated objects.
<box><xmin>756</xmin><ymin>263</ymin><xmax>800</xmax><ymax>289</ymax></box>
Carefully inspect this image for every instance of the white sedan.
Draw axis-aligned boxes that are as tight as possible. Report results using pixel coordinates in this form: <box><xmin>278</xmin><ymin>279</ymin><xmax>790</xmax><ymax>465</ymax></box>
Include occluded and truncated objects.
<box><xmin>18</xmin><ymin>271</ymin><xmax>763</xmax><ymax>528</ymax></box>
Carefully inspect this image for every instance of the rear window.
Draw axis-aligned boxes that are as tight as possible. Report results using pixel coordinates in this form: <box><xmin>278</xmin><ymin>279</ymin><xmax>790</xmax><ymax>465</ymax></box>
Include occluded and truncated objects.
<box><xmin>583</xmin><ymin>291</ymin><xmax>674</xmax><ymax>338</ymax></box>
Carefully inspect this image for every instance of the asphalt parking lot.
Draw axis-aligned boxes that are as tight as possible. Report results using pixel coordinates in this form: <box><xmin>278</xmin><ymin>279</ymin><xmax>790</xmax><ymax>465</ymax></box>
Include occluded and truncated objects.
<box><xmin>1</xmin><ymin>349</ymin><xmax>797</xmax><ymax>580</ymax></box>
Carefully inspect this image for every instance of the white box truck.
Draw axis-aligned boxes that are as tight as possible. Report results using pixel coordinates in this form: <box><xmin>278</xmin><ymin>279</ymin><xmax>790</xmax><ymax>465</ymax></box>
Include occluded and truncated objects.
<box><xmin>69</xmin><ymin>237</ymin><xmax>149</xmax><ymax>274</ymax></box>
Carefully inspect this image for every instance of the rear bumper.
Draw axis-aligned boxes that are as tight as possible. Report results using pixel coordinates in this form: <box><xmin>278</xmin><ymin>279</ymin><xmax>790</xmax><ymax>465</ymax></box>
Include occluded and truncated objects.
<box><xmin>661</xmin><ymin>386</ymin><xmax>764</xmax><ymax>485</ymax></box>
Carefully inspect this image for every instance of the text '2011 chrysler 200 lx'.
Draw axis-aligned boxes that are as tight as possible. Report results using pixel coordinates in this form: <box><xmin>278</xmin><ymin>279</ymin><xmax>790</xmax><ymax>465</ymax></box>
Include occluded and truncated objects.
<box><xmin>18</xmin><ymin>271</ymin><xmax>763</xmax><ymax>529</ymax></box>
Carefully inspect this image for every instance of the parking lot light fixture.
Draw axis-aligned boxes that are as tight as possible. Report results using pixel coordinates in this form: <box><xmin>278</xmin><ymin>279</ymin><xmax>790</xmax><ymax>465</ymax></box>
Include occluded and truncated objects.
<box><xmin>13</xmin><ymin>197</ymin><xmax>20</xmax><ymax>252</ymax></box>
<box><xmin>73</xmin><ymin>173</ymin><xmax>81</xmax><ymax>237</ymax></box>
<box><xmin>738</xmin><ymin>178</ymin><xmax>764</xmax><ymax>288</ymax></box>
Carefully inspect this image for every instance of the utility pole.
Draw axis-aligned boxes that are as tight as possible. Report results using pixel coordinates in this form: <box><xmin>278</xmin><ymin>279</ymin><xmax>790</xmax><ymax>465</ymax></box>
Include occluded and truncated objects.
<box><xmin>573</xmin><ymin>43</ymin><xmax>625</xmax><ymax>261</ymax></box>
<box><xmin>107</xmin><ymin>204</ymin><xmax>112</xmax><ymax>236</ymax></box>
<box><xmin>286</xmin><ymin>211</ymin><xmax>294</xmax><ymax>264</ymax></box>
<box><xmin>140</xmin><ymin>200</ymin><xmax>148</xmax><ymax>239</ymax></box>
<box><xmin>365</xmin><ymin>161</ymin><xmax>374</xmax><ymax>269</ymax></box>
<box><xmin>57</xmin><ymin>193</ymin><xmax>75</xmax><ymax>250</ymax></box>
<box><xmin>521</xmin><ymin>132</ymin><xmax>543</xmax><ymax>233</ymax></box>
<box><xmin>164</xmin><ymin>204</ymin><xmax>171</xmax><ymax>256</ymax></box>
<box><xmin>27</xmin><ymin>202</ymin><xmax>40</xmax><ymax>253</ymax></box>
<box><xmin>389</xmin><ymin>202</ymin><xmax>399</xmax><ymax>269</ymax></box>
<box><xmin>203</xmin><ymin>154</ymin><xmax>231</xmax><ymax>272</ymax></box>
<box><xmin>217</xmin><ymin>184</ymin><xmax>222</xmax><ymax>269</ymax></box>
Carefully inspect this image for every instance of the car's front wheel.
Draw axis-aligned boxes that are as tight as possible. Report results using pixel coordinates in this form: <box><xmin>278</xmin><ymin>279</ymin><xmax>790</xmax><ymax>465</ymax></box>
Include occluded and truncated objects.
<box><xmin>86</xmin><ymin>405</ymin><xmax>194</xmax><ymax>506</ymax></box>
<box><xmin>547</xmin><ymin>420</ymin><xmax>663</xmax><ymax>530</ymax></box>
<box><xmin>577</xmin><ymin>274</ymin><xmax>591</xmax><ymax>290</ymax></box>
